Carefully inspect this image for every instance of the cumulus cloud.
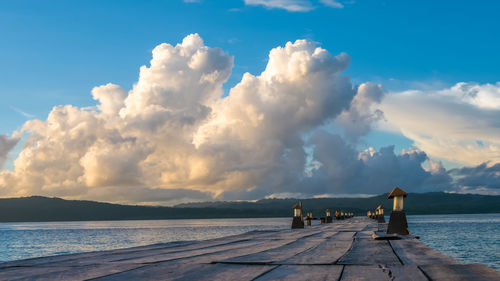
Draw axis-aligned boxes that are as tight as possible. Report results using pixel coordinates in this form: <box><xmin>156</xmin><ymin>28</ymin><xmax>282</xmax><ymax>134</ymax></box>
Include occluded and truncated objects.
<box><xmin>244</xmin><ymin>0</ymin><xmax>344</xmax><ymax>12</ymax></box>
<box><xmin>449</xmin><ymin>163</ymin><xmax>500</xmax><ymax>195</ymax></box>
<box><xmin>1</xmin><ymin>34</ymin><xmax>497</xmax><ymax>204</ymax></box>
<box><xmin>381</xmin><ymin>82</ymin><xmax>500</xmax><ymax>166</ymax></box>
<box><xmin>338</xmin><ymin>82</ymin><xmax>385</xmax><ymax>143</ymax></box>
<box><xmin>0</xmin><ymin>135</ymin><xmax>19</xmax><ymax>169</ymax></box>
<box><xmin>0</xmin><ymin>34</ymin><xmax>361</xmax><ymax>203</ymax></box>
<box><xmin>301</xmin><ymin>131</ymin><xmax>451</xmax><ymax>195</ymax></box>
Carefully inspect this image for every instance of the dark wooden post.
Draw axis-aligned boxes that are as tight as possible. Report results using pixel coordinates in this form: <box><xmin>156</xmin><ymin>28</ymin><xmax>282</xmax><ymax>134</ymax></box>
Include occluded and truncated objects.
<box><xmin>386</xmin><ymin>187</ymin><xmax>410</xmax><ymax>235</ymax></box>
<box><xmin>377</xmin><ymin>205</ymin><xmax>386</xmax><ymax>223</ymax></box>
<box><xmin>326</xmin><ymin>209</ymin><xmax>332</xmax><ymax>223</ymax></box>
<box><xmin>306</xmin><ymin>212</ymin><xmax>312</xmax><ymax>226</ymax></box>
<box><xmin>291</xmin><ymin>201</ymin><xmax>304</xmax><ymax>229</ymax></box>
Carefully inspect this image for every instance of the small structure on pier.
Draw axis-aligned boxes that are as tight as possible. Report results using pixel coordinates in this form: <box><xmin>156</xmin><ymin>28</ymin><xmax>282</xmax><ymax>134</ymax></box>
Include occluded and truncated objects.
<box><xmin>326</xmin><ymin>209</ymin><xmax>332</xmax><ymax>223</ymax></box>
<box><xmin>291</xmin><ymin>201</ymin><xmax>304</xmax><ymax>229</ymax></box>
<box><xmin>376</xmin><ymin>205</ymin><xmax>386</xmax><ymax>223</ymax></box>
<box><xmin>305</xmin><ymin>212</ymin><xmax>312</xmax><ymax>226</ymax></box>
<box><xmin>387</xmin><ymin>187</ymin><xmax>409</xmax><ymax>235</ymax></box>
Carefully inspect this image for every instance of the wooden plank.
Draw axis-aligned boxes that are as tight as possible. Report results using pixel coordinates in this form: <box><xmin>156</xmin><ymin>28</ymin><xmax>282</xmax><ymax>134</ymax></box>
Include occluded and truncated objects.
<box><xmin>120</xmin><ymin>239</ymin><xmax>296</xmax><ymax>264</ymax></box>
<box><xmin>218</xmin><ymin>234</ymin><xmax>327</xmax><ymax>264</ymax></box>
<box><xmin>254</xmin><ymin>265</ymin><xmax>343</xmax><ymax>281</ymax></box>
<box><xmin>419</xmin><ymin>264</ymin><xmax>500</xmax><ymax>281</ymax></box>
<box><xmin>390</xmin><ymin>239</ymin><xmax>461</xmax><ymax>265</ymax></box>
<box><xmin>0</xmin><ymin>241</ymin><xmax>194</xmax><ymax>269</ymax></box>
<box><xmin>31</xmin><ymin>237</ymin><xmax>263</xmax><ymax>267</ymax></box>
<box><xmin>93</xmin><ymin>261</ymin><xmax>276</xmax><ymax>281</ymax></box>
<box><xmin>340</xmin><ymin>265</ymin><xmax>427</xmax><ymax>281</ymax></box>
<box><xmin>254</xmin><ymin>229</ymin><xmax>323</xmax><ymax>240</ymax></box>
<box><xmin>2</xmin><ymin>263</ymin><xmax>144</xmax><ymax>281</ymax></box>
<box><xmin>99</xmin><ymin>239</ymin><xmax>272</xmax><ymax>264</ymax></box>
<box><xmin>355</xmin><ymin>231</ymin><xmax>375</xmax><ymax>239</ymax></box>
<box><xmin>277</xmin><ymin>233</ymin><xmax>354</xmax><ymax>265</ymax></box>
<box><xmin>330</xmin><ymin>231</ymin><xmax>355</xmax><ymax>240</ymax></box>
<box><xmin>338</xmin><ymin>238</ymin><xmax>401</xmax><ymax>265</ymax></box>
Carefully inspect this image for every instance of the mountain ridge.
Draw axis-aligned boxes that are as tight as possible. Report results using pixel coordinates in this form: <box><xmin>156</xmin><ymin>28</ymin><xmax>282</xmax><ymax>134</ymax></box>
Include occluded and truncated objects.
<box><xmin>0</xmin><ymin>192</ymin><xmax>499</xmax><ymax>222</ymax></box>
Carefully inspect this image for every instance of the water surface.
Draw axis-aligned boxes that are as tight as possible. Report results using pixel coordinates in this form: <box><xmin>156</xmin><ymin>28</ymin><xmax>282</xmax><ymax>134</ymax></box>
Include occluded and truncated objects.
<box><xmin>0</xmin><ymin>214</ymin><xmax>498</xmax><ymax>269</ymax></box>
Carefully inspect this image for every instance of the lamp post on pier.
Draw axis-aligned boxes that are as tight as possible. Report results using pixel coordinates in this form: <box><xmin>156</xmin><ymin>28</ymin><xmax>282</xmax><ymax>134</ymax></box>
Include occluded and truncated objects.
<box><xmin>376</xmin><ymin>205</ymin><xmax>386</xmax><ymax>223</ymax></box>
<box><xmin>386</xmin><ymin>187</ymin><xmax>410</xmax><ymax>235</ymax></box>
<box><xmin>326</xmin><ymin>209</ymin><xmax>332</xmax><ymax>223</ymax></box>
<box><xmin>291</xmin><ymin>201</ymin><xmax>304</xmax><ymax>229</ymax></box>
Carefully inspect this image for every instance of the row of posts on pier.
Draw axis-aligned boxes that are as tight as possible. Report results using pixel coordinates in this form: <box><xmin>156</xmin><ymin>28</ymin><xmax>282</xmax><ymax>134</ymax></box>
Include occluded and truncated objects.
<box><xmin>291</xmin><ymin>201</ymin><xmax>354</xmax><ymax>229</ymax></box>
<box><xmin>291</xmin><ymin>186</ymin><xmax>411</xmax><ymax>236</ymax></box>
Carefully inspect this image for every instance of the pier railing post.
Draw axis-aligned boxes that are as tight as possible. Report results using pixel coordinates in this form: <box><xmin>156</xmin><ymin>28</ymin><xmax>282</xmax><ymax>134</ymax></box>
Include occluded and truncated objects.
<box><xmin>326</xmin><ymin>209</ymin><xmax>332</xmax><ymax>223</ymax></box>
<box><xmin>291</xmin><ymin>201</ymin><xmax>305</xmax><ymax>229</ymax></box>
<box><xmin>386</xmin><ymin>187</ymin><xmax>410</xmax><ymax>235</ymax></box>
<box><xmin>377</xmin><ymin>205</ymin><xmax>386</xmax><ymax>223</ymax></box>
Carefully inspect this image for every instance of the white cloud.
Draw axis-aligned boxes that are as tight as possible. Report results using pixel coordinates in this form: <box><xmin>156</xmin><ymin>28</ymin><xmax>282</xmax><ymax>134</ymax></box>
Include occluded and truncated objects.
<box><xmin>245</xmin><ymin>0</ymin><xmax>315</xmax><ymax>12</ymax></box>
<box><xmin>10</xmin><ymin>106</ymin><xmax>35</xmax><ymax>118</ymax></box>
<box><xmin>380</xmin><ymin>82</ymin><xmax>500</xmax><ymax>166</ymax></box>
<box><xmin>338</xmin><ymin>82</ymin><xmax>385</xmax><ymax>142</ymax></box>
<box><xmin>2</xmin><ymin>34</ymin><xmax>498</xmax><ymax>204</ymax></box>
<box><xmin>244</xmin><ymin>0</ymin><xmax>344</xmax><ymax>12</ymax></box>
<box><xmin>0</xmin><ymin>34</ymin><xmax>361</xmax><ymax>203</ymax></box>
<box><xmin>0</xmin><ymin>135</ymin><xmax>19</xmax><ymax>169</ymax></box>
<box><xmin>319</xmin><ymin>0</ymin><xmax>343</xmax><ymax>8</ymax></box>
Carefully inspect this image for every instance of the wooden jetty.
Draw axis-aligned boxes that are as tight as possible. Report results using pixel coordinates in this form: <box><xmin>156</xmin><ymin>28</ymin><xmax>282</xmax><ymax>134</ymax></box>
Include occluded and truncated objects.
<box><xmin>0</xmin><ymin>217</ymin><xmax>498</xmax><ymax>281</ymax></box>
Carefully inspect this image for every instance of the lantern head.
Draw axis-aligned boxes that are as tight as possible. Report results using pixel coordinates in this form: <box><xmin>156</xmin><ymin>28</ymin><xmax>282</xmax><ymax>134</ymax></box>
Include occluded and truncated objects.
<box><xmin>292</xmin><ymin>201</ymin><xmax>303</xmax><ymax>217</ymax></box>
<box><xmin>388</xmin><ymin>187</ymin><xmax>407</xmax><ymax>211</ymax></box>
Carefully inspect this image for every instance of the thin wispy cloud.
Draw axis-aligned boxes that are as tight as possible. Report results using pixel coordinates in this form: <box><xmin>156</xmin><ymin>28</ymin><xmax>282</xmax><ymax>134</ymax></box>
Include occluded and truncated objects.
<box><xmin>10</xmin><ymin>106</ymin><xmax>35</xmax><ymax>118</ymax></box>
<box><xmin>319</xmin><ymin>0</ymin><xmax>343</xmax><ymax>8</ymax></box>
<box><xmin>244</xmin><ymin>0</ymin><xmax>344</xmax><ymax>12</ymax></box>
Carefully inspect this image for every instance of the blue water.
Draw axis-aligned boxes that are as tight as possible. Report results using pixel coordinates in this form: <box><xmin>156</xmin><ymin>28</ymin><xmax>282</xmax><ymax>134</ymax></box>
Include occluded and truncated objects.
<box><xmin>0</xmin><ymin>214</ymin><xmax>498</xmax><ymax>269</ymax></box>
<box><xmin>407</xmin><ymin>213</ymin><xmax>500</xmax><ymax>269</ymax></box>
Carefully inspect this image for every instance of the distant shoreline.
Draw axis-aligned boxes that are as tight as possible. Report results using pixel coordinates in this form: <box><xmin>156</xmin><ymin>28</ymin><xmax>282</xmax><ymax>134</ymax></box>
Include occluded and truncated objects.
<box><xmin>1</xmin><ymin>213</ymin><xmax>500</xmax><ymax>224</ymax></box>
<box><xmin>1</xmin><ymin>192</ymin><xmax>499</xmax><ymax>222</ymax></box>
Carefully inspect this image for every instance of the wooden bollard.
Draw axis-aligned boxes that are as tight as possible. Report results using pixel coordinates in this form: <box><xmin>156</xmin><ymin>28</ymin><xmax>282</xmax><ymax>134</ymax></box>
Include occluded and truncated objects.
<box><xmin>377</xmin><ymin>205</ymin><xmax>386</xmax><ymax>223</ymax></box>
<box><xmin>320</xmin><ymin>217</ymin><xmax>326</xmax><ymax>224</ymax></box>
<box><xmin>291</xmin><ymin>201</ymin><xmax>304</xmax><ymax>229</ymax></box>
<box><xmin>326</xmin><ymin>209</ymin><xmax>332</xmax><ymax>223</ymax></box>
<box><xmin>306</xmin><ymin>212</ymin><xmax>312</xmax><ymax>226</ymax></box>
<box><xmin>386</xmin><ymin>187</ymin><xmax>410</xmax><ymax>235</ymax></box>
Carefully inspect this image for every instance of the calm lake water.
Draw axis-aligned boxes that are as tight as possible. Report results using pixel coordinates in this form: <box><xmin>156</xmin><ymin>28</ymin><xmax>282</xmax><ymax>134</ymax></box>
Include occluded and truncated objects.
<box><xmin>0</xmin><ymin>214</ymin><xmax>498</xmax><ymax>269</ymax></box>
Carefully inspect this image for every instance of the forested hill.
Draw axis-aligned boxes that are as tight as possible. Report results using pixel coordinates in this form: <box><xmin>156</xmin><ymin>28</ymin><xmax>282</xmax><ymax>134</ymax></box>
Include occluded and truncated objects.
<box><xmin>0</xmin><ymin>192</ymin><xmax>499</xmax><ymax>222</ymax></box>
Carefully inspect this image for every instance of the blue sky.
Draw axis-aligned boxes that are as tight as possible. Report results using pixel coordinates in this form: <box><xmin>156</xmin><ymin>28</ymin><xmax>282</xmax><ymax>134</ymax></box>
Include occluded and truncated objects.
<box><xmin>2</xmin><ymin>0</ymin><xmax>499</xmax><ymax>135</ymax></box>
<box><xmin>1</xmin><ymin>0</ymin><xmax>499</xmax><ymax>203</ymax></box>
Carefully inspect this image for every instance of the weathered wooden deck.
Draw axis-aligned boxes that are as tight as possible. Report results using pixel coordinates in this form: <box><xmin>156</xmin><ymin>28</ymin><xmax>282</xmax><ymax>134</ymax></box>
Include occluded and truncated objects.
<box><xmin>0</xmin><ymin>217</ymin><xmax>498</xmax><ymax>280</ymax></box>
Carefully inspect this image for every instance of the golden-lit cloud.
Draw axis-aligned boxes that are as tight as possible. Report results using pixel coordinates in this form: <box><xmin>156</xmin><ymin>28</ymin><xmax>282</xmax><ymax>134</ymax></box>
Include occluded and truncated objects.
<box><xmin>2</xmin><ymin>34</ymin><xmax>498</xmax><ymax>204</ymax></box>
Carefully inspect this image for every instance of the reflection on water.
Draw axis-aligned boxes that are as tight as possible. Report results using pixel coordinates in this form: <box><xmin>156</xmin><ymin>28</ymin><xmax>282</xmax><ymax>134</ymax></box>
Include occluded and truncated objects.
<box><xmin>0</xmin><ymin>214</ymin><xmax>498</xmax><ymax>269</ymax></box>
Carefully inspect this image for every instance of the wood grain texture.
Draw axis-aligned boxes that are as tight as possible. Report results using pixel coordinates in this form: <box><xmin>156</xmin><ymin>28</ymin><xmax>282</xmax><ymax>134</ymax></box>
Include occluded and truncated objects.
<box><xmin>341</xmin><ymin>265</ymin><xmax>428</xmax><ymax>281</ymax></box>
<box><xmin>277</xmin><ymin>235</ymin><xmax>353</xmax><ymax>265</ymax></box>
<box><xmin>338</xmin><ymin>238</ymin><xmax>402</xmax><ymax>265</ymax></box>
<box><xmin>218</xmin><ymin>233</ymin><xmax>327</xmax><ymax>264</ymax></box>
<box><xmin>94</xmin><ymin>261</ymin><xmax>276</xmax><ymax>281</ymax></box>
<box><xmin>254</xmin><ymin>265</ymin><xmax>343</xmax><ymax>281</ymax></box>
